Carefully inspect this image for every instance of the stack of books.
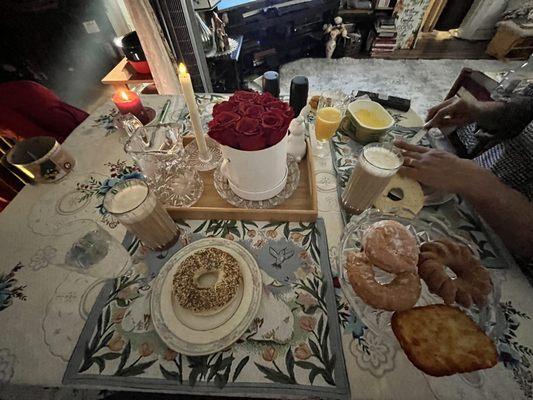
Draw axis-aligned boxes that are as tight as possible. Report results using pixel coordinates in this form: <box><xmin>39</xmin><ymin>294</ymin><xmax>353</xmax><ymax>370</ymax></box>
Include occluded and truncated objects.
<box><xmin>369</xmin><ymin>16</ymin><xmax>397</xmax><ymax>57</ymax></box>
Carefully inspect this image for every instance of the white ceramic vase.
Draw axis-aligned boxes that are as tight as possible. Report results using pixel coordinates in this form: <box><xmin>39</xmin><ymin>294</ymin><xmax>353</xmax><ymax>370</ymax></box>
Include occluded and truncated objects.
<box><xmin>220</xmin><ymin>135</ymin><xmax>288</xmax><ymax>201</ymax></box>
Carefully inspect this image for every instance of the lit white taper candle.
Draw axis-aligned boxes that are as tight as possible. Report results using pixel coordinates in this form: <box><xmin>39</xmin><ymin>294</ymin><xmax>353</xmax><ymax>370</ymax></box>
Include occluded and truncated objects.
<box><xmin>178</xmin><ymin>63</ymin><xmax>209</xmax><ymax>158</ymax></box>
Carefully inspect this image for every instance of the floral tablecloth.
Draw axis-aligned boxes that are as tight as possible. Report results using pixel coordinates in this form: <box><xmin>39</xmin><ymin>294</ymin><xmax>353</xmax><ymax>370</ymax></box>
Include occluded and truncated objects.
<box><xmin>1</xmin><ymin>94</ymin><xmax>532</xmax><ymax>400</ymax></box>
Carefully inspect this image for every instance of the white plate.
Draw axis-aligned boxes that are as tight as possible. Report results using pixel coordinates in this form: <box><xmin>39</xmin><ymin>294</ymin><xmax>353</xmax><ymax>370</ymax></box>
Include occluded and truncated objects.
<box><xmin>151</xmin><ymin>238</ymin><xmax>262</xmax><ymax>356</ymax></box>
<box><xmin>172</xmin><ymin>279</ymin><xmax>244</xmax><ymax>331</ymax></box>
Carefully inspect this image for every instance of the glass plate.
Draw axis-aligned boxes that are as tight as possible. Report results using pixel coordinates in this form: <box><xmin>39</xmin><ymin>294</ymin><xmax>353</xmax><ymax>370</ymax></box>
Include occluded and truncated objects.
<box><xmin>213</xmin><ymin>155</ymin><xmax>300</xmax><ymax>209</ymax></box>
<box><xmin>149</xmin><ymin>163</ymin><xmax>204</xmax><ymax>208</ymax></box>
<box><xmin>337</xmin><ymin>208</ymin><xmax>503</xmax><ymax>342</ymax></box>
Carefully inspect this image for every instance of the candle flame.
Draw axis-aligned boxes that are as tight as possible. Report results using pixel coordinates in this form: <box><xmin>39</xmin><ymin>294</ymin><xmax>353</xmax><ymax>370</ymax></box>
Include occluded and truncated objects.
<box><xmin>119</xmin><ymin>90</ymin><xmax>129</xmax><ymax>101</ymax></box>
<box><xmin>178</xmin><ymin>63</ymin><xmax>187</xmax><ymax>76</ymax></box>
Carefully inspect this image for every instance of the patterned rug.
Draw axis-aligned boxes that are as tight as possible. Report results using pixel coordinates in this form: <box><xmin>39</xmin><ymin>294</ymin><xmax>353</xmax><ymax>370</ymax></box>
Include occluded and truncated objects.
<box><xmin>279</xmin><ymin>57</ymin><xmax>518</xmax><ymax>117</ymax></box>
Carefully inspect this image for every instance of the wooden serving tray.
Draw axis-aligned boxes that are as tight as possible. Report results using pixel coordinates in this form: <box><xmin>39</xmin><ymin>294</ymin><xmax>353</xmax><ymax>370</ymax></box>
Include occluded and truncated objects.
<box><xmin>166</xmin><ymin>138</ymin><xmax>318</xmax><ymax>222</ymax></box>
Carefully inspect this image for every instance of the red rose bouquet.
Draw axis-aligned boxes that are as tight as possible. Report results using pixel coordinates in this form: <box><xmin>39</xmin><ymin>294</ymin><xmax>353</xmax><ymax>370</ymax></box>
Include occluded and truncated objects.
<box><xmin>208</xmin><ymin>91</ymin><xmax>294</xmax><ymax>151</ymax></box>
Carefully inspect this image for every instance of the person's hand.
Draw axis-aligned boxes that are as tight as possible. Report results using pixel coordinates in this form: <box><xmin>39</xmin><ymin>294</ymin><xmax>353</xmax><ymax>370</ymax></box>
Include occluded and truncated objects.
<box><xmin>394</xmin><ymin>140</ymin><xmax>494</xmax><ymax>196</ymax></box>
<box><xmin>424</xmin><ymin>96</ymin><xmax>480</xmax><ymax>129</ymax></box>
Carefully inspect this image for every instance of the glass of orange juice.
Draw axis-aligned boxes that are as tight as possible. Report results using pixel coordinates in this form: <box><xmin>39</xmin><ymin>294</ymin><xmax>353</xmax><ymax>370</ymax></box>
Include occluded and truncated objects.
<box><xmin>314</xmin><ymin>95</ymin><xmax>346</xmax><ymax>157</ymax></box>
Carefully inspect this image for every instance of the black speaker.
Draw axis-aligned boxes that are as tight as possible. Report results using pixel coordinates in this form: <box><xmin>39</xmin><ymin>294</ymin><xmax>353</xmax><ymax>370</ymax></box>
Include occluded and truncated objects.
<box><xmin>290</xmin><ymin>75</ymin><xmax>308</xmax><ymax>116</ymax></box>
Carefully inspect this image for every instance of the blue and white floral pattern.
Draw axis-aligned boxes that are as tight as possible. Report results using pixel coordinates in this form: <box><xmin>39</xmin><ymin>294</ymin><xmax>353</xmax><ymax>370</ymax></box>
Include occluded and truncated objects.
<box><xmin>74</xmin><ymin>160</ymin><xmax>142</xmax><ymax>227</ymax></box>
<box><xmin>29</xmin><ymin>246</ymin><xmax>57</xmax><ymax>271</ymax></box>
<box><xmin>498</xmin><ymin>302</ymin><xmax>533</xmax><ymax>399</ymax></box>
<box><xmin>92</xmin><ymin>108</ymin><xmax>118</xmax><ymax>135</ymax></box>
<box><xmin>0</xmin><ymin>263</ymin><xmax>26</xmax><ymax>312</ymax></box>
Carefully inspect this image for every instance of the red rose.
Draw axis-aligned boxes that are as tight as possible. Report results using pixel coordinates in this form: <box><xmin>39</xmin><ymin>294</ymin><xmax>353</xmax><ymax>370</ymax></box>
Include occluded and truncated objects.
<box><xmin>210</xmin><ymin>92</ymin><xmax>292</xmax><ymax>151</ymax></box>
<box><xmin>283</xmin><ymin>106</ymin><xmax>294</xmax><ymax>123</ymax></box>
<box><xmin>208</xmin><ymin>111</ymin><xmax>241</xmax><ymax>148</ymax></box>
<box><xmin>232</xmin><ymin>90</ymin><xmax>259</xmax><ymax>103</ymax></box>
<box><xmin>212</xmin><ymin>101</ymin><xmax>238</xmax><ymax>116</ymax></box>
<box><xmin>270</xmin><ymin>107</ymin><xmax>293</xmax><ymax>125</ymax></box>
<box><xmin>267</xmin><ymin>110</ymin><xmax>290</xmax><ymax>146</ymax></box>
<box><xmin>213</xmin><ymin>111</ymin><xmax>240</xmax><ymax>127</ymax></box>
<box><xmin>237</xmin><ymin>101</ymin><xmax>253</xmax><ymax>115</ymax></box>
<box><xmin>264</xmin><ymin>100</ymin><xmax>292</xmax><ymax>119</ymax></box>
<box><xmin>262</xmin><ymin>112</ymin><xmax>284</xmax><ymax>129</ymax></box>
<box><xmin>265</xmin><ymin>101</ymin><xmax>288</xmax><ymax>111</ymax></box>
<box><xmin>207</xmin><ymin>124</ymin><xmax>224</xmax><ymax>142</ymax></box>
<box><xmin>245</xmin><ymin>104</ymin><xmax>265</xmax><ymax>119</ymax></box>
<box><xmin>236</xmin><ymin>117</ymin><xmax>260</xmax><ymax>135</ymax></box>
<box><xmin>227</xmin><ymin>96</ymin><xmax>240</xmax><ymax>104</ymax></box>
<box><xmin>255</xmin><ymin>92</ymin><xmax>277</xmax><ymax>105</ymax></box>
<box><xmin>222</xmin><ymin>128</ymin><xmax>239</xmax><ymax>148</ymax></box>
<box><xmin>233</xmin><ymin>116</ymin><xmax>267</xmax><ymax>150</ymax></box>
<box><xmin>238</xmin><ymin>128</ymin><xmax>268</xmax><ymax>151</ymax></box>
<box><xmin>209</xmin><ymin>125</ymin><xmax>239</xmax><ymax>148</ymax></box>
<box><xmin>268</xmin><ymin>125</ymin><xmax>288</xmax><ymax>146</ymax></box>
<box><xmin>260</xmin><ymin>111</ymin><xmax>288</xmax><ymax>147</ymax></box>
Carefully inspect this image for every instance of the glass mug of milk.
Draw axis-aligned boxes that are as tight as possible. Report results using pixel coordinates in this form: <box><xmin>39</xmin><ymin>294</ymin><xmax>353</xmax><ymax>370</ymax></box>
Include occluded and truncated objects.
<box><xmin>341</xmin><ymin>143</ymin><xmax>403</xmax><ymax>214</ymax></box>
<box><xmin>103</xmin><ymin>179</ymin><xmax>179</xmax><ymax>251</ymax></box>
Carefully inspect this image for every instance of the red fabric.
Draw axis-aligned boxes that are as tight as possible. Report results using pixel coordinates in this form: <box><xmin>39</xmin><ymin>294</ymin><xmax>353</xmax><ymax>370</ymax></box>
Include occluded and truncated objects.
<box><xmin>0</xmin><ymin>106</ymin><xmax>52</xmax><ymax>140</ymax></box>
<box><xmin>0</xmin><ymin>80</ymin><xmax>88</xmax><ymax>143</ymax></box>
<box><xmin>0</xmin><ymin>197</ymin><xmax>9</xmax><ymax>213</ymax></box>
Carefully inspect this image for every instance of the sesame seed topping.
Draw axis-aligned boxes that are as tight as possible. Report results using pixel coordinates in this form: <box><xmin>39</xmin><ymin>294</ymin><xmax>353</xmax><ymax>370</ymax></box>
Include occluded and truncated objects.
<box><xmin>172</xmin><ymin>247</ymin><xmax>242</xmax><ymax>313</ymax></box>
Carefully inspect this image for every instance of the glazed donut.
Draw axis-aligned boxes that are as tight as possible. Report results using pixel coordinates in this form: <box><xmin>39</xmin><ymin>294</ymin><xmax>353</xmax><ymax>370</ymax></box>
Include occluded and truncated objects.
<box><xmin>172</xmin><ymin>247</ymin><xmax>242</xmax><ymax>313</ymax></box>
<box><xmin>363</xmin><ymin>220</ymin><xmax>419</xmax><ymax>273</ymax></box>
<box><xmin>345</xmin><ymin>251</ymin><xmax>421</xmax><ymax>311</ymax></box>
<box><xmin>418</xmin><ymin>239</ymin><xmax>491</xmax><ymax>308</ymax></box>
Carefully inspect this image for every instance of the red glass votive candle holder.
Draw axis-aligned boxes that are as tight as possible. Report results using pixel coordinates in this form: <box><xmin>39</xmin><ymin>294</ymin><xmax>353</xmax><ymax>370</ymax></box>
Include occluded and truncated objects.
<box><xmin>112</xmin><ymin>89</ymin><xmax>149</xmax><ymax>125</ymax></box>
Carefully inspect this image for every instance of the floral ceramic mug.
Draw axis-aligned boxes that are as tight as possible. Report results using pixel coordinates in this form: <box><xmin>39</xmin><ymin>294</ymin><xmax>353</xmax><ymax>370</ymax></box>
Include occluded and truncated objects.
<box><xmin>7</xmin><ymin>136</ymin><xmax>75</xmax><ymax>183</ymax></box>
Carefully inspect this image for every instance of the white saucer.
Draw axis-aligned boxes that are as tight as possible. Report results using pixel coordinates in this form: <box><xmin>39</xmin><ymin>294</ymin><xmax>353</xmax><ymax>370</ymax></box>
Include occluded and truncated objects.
<box><xmin>151</xmin><ymin>238</ymin><xmax>262</xmax><ymax>356</ymax></box>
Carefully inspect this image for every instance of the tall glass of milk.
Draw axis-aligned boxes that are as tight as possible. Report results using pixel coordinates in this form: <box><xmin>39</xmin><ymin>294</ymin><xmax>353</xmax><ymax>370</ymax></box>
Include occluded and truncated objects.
<box><xmin>103</xmin><ymin>179</ymin><xmax>179</xmax><ymax>250</ymax></box>
<box><xmin>341</xmin><ymin>143</ymin><xmax>403</xmax><ymax>214</ymax></box>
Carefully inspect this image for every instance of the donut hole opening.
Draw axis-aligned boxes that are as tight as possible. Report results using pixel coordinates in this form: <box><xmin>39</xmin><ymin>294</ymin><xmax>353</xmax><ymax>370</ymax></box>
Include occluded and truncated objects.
<box><xmin>387</xmin><ymin>188</ymin><xmax>404</xmax><ymax>201</ymax></box>
<box><xmin>444</xmin><ymin>265</ymin><xmax>458</xmax><ymax>280</ymax></box>
<box><xmin>373</xmin><ymin>267</ymin><xmax>396</xmax><ymax>285</ymax></box>
<box><xmin>196</xmin><ymin>270</ymin><xmax>220</xmax><ymax>288</ymax></box>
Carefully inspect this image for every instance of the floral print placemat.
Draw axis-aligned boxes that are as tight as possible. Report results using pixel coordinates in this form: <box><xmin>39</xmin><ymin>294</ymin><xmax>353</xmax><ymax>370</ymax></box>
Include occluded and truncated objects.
<box><xmin>63</xmin><ymin>218</ymin><xmax>350</xmax><ymax>399</ymax></box>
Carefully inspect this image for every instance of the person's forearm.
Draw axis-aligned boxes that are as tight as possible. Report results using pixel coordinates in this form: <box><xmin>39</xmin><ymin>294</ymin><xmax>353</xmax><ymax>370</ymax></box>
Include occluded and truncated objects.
<box><xmin>472</xmin><ymin>101</ymin><xmax>507</xmax><ymax>131</ymax></box>
<box><xmin>474</xmin><ymin>96</ymin><xmax>533</xmax><ymax>135</ymax></box>
<box><xmin>461</xmin><ymin>172</ymin><xmax>533</xmax><ymax>259</ymax></box>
